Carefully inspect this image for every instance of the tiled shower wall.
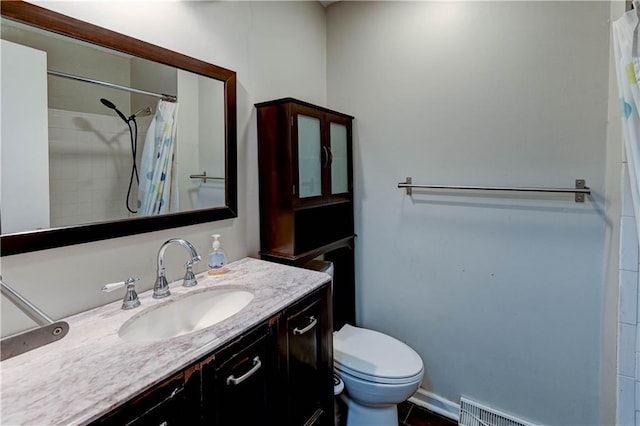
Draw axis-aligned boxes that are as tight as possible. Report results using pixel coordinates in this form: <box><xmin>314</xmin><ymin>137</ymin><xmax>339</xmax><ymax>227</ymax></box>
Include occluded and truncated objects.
<box><xmin>618</xmin><ymin>165</ymin><xmax>640</xmax><ymax>425</ymax></box>
<box><xmin>48</xmin><ymin>108</ymin><xmax>151</xmax><ymax>227</ymax></box>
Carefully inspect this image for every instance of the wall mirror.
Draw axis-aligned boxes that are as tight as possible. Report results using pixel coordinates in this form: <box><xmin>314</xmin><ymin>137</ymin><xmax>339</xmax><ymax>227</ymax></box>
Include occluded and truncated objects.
<box><xmin>0</xmin><ymin>1</ymin><xmax>237</xmax><ymax>256</ymax></box>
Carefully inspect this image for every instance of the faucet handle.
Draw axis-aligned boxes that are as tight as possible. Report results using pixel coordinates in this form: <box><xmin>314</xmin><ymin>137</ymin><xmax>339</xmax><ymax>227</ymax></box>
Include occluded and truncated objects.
<box><xmin>183</xmin><ymin>263</ymin><xmax>198</xmax><ymax>288</ymax></box>
<box><xmin>102</xmin><ymin>278</ymin><xmax>141</xmax><ymax>310</ymax></box>
<box><xmin>102</xmin><ymin>277</ymin><xmax>139</xmax><ymax>292</ymax></box>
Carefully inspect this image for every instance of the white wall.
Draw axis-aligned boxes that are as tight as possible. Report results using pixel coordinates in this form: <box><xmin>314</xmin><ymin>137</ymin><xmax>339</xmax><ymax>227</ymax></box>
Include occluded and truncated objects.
<box><xmin>1</xmin><ymin>1</ymin><xmax>327</xmax><ymax>336</ymax></box>
<box><xmin>174</xmin><ymin>70</ymin><xmax>226</xmax><ymax>211</ymax></box>
<box><xmin>176</xmin><ymin>69</ymin><xmax>202</xmax><ymax>212</ymax></box>
<box><xmin>1</xmin><ymin>40</ymin><xmax>50</xmax><ymax>234</ymax></box>
<box><xmin>327</xmin><ymin>2</ymin><xmax>611</xmax><ymax>425</ymax></box>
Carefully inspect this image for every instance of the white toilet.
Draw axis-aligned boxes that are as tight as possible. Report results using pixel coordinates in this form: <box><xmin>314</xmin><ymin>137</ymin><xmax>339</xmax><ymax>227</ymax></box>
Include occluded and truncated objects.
<box><xmin>313</xmin><ymin>260</ymin><xmax>424</xmax><ymax>426</ymax></box>
<box><xmin>306</xmin><ymin>260</ymin><xmax>424</xmax><ymax>425</ymax></box>
<box><xmin>333</xmin><ymin>323</ymin><xmax>424</xmax><ymax>426</ymax></box>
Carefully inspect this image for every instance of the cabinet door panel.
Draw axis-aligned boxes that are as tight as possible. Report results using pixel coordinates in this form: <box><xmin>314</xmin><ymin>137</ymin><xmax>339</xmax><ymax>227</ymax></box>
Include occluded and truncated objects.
<box><xmin>202</xmin><ymin>330</ymin><xmax>272</xmax><ymax>426</ymax></box>
<box><xmin>329</xmin><ymin>122</ymin><xmax>349</xmax><ymax>195</ymax></box>
<box><xmin>297</xmin><ymin>114</ymin><xmax>322</xmax><ymax>199</ymax></box>
<box><xmin>286</xmin><ymin>299</ymin><xmax>325</xmax><ymax>425</ymax></box>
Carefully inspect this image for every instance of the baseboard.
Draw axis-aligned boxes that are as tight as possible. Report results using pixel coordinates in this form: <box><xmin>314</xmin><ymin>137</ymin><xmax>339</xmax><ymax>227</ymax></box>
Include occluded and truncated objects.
<box><xmin>408</xmin><ymin>388</ymin><xmax>460</xmax><ymax>422</ymax></box>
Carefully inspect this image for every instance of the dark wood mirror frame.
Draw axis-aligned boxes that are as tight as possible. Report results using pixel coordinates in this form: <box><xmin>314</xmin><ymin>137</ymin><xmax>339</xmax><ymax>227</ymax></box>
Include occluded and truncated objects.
<box><xmin>0</xmin><ymin>1</ymin><xmax>237</xmax><ymax>257</ymax></box>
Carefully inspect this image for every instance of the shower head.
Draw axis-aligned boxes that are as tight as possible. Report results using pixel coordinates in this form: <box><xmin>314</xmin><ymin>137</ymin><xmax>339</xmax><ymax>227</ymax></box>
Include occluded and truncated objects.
<box><xmin>99</xmin><ymin>98</ymin><xmax>117</xmax><ymax>110</ymax></box>
<box><xmin>100</xmin><ymin>98</ymin><xmax>128</xmax><ymax>123</ymax></box>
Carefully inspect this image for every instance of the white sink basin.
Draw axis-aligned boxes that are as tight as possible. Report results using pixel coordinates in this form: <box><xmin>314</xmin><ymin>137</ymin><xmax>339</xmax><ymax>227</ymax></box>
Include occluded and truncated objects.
<box><xmin>119</xmin><ymin>288</ymin><xmax>254</xmax><ymax>342</ymax></box>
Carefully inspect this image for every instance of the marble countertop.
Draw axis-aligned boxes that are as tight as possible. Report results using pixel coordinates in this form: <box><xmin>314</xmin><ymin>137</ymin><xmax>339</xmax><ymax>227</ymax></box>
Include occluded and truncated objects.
<box><xmin>0</xmin><ymin>257</ymin><xmax>330</xmax><ymax>425</ymax></box>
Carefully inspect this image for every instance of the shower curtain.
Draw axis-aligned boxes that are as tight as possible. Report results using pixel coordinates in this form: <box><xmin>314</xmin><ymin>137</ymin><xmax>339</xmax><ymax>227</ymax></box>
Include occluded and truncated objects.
<box><xmin>137</xmin><ymin>99</ymin><xmax>179</xmax><ymax>216</ymax></box>
<box><xmin>614</xmin><ymin>2</ymin><xmax>640</xmax><ymax>244</ymax></box>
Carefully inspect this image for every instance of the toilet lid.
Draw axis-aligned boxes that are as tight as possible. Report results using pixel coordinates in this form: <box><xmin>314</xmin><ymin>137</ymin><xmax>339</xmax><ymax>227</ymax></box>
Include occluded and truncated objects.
<box><xmin>334</xmin><ymin>324</ymin><xmax>424</xmax><ymax>383</ymax></box>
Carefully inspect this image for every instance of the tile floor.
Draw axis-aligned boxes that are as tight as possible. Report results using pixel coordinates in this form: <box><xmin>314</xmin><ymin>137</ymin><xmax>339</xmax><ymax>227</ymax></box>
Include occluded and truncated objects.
<box><xmin>398</xmin><ymin>401</ymin><xmax>458</xmax><ymax>426</ymax></box>
<box><xmin>335</xmin><ymin>399</ymin><xmax>457</xmax><ymax>426</ymax></box>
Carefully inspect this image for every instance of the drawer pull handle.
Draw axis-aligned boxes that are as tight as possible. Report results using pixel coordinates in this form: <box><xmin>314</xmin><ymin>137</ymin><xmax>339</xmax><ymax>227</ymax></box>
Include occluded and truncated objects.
<box><xmin>168</xmin><ymin>386</ymin><xmax>181</xmax><ymax>400</ymax></box>
<box><xmin>226</xmin><ymin>356</ymin><xmax>262</xmax><ymax>386</ymax></box>
<box><xmin>293</xmin><ymin>316</ymin><xmax>317</xmax><ymax>335</ymax></box>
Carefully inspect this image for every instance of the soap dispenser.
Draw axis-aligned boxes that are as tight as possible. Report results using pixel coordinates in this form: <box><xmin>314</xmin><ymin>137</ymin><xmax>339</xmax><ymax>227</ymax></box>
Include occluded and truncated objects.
<box><xmin>208</xmin><ymin>234</ymin><xmax>228</xmax><ymax>275</ymax></box>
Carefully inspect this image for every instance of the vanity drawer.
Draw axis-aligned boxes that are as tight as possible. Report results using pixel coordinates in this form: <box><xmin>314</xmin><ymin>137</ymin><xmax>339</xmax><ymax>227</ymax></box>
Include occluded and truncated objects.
<box><xmin>90</xmin><ymin>372</ymin><xmax>193</xmax><ymax>426</ymax></box>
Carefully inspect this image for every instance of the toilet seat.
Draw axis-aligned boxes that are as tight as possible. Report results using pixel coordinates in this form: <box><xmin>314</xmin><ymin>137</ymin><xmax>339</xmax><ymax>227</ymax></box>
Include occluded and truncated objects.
<box><xmin>334</xmin><ymin>324</ymin><xmax>424</xmax><ymax>385</ymax></box>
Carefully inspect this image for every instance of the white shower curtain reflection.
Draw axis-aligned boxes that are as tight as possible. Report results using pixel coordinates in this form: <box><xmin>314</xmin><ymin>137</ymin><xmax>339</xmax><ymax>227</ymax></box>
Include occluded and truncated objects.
<box><xmin>614</xmin><ymin>3</ymin><xmax>640</xmax><ymax>244</ymax></box>
<box><xmin>137</xmin><ymin>99</ymin><xmax>179</xmax><ymax>216</ymax></box>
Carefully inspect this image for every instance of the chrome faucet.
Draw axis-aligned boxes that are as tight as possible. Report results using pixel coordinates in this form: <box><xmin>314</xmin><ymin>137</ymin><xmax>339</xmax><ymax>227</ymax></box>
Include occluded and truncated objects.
<box><xmin>153</xmin><ymin>238</ymin><xmax>201</xmax><ymax>299</ymax></box>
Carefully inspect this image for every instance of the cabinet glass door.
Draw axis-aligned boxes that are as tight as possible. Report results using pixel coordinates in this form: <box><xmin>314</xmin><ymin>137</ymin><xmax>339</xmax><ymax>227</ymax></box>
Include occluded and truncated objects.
<box><xmin>297</xmin><ymin>115</ymin><xmax>322</xmax><ymax>198</ymax></box>
<box><xmin>330</xmin><ymin>122</ymin><xmax>349</xmax><ymax>194</ymax></box>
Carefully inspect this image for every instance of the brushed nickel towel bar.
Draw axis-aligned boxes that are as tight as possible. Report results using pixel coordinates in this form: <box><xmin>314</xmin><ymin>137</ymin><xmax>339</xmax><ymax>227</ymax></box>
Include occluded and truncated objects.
<box><xmin>189</xmin><ymin>171</ymin><xmax>225</xmax><ymax>182</ymax></box>
<box><xmin>398</xmin><ymin>177</ymin><xmax>590</xmax><ymax>202</ymax></box>
<box><xmin>0</xmin><ymin>276</ymin><xmax>69</xmax><ymax>361</ymax></box>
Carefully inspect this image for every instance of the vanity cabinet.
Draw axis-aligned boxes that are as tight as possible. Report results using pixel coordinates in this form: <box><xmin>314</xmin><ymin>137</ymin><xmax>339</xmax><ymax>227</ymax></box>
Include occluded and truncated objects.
<box><xmin>93</xmin><ymin>283</ymin><xmax>333</xmax><ymax>426</ymax></box>
<box><xmin>255</xmin><ymin>98</ymin><xmax>354</xmax><ymax>258</ymax></box>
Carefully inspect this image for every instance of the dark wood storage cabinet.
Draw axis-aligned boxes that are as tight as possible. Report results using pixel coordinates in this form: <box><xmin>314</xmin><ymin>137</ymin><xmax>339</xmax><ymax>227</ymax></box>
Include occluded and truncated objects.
<box><xmin>256</xmin><ymin>98</ymin><xmax>356</xmax><ymax>329</ymax></box>
<box><xmin>91</xmin><ymin>283</ymin><xmax>332</xmax><ymax>426</ymax></box>
<box><xmin>255</xmin><ymin>98</ymin><xmax>354</xmax><ymax>259</ymax></box>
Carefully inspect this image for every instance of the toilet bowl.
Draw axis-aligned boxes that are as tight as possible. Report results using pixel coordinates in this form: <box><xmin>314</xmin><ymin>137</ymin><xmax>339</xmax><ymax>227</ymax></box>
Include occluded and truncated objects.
<box><xmin>334</xmin><ymin>324</ymin><xmax>424</xmax><ymax>426</ymax></box>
